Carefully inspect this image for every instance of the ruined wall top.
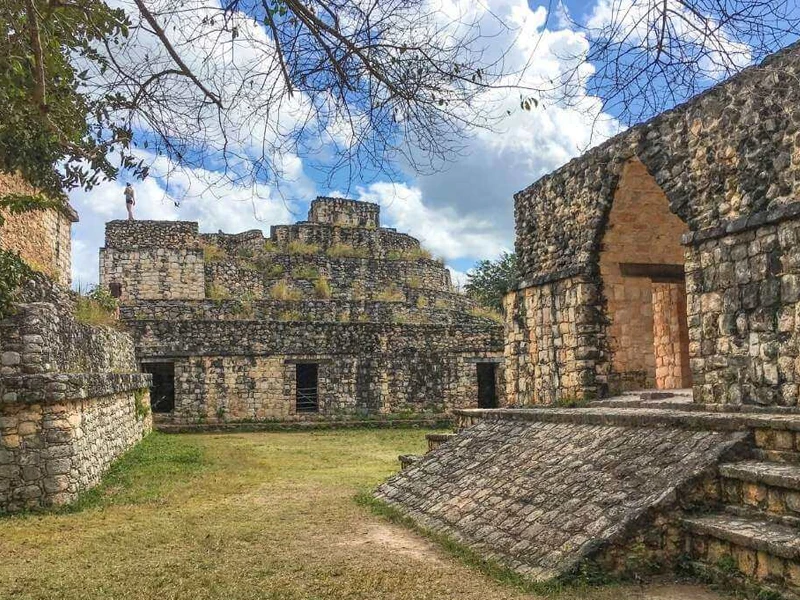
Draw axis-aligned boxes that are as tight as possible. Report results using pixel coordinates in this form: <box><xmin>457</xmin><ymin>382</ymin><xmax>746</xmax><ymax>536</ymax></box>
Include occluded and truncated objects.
<box><xmin>104</xmin><ymin>220</ymin><xmax>199</xmax><ymax>249</ymax></box>
<box><xmin>308</xmin><ymin>197</ymin><xmax>380</xmax><ymax>228</ymax></box>
<box><xmin>514</xmin><ymin>41</ymin><xmax>800</xmax><ymax>286</ymax></box>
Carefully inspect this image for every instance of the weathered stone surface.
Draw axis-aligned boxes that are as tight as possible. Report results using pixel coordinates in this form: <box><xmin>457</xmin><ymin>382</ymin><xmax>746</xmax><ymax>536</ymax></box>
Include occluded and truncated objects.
<box><xmin>375</xmin><ymin>416</ymin><xmax>746</xmax><ymax>581</ymax></box>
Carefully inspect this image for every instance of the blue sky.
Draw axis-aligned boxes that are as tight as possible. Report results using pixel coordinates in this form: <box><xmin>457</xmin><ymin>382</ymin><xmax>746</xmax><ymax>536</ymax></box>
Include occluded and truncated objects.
<box><xmin>66</xmin><ymin>0</ymin><xmax>773</xmax><ymax>288</ymax></box>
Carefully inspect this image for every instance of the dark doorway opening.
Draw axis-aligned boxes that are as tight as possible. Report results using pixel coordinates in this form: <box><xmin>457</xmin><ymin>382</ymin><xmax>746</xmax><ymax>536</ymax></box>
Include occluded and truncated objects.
<box><xmin>296</xmin><ymin>363</ymin><xmax>319</xmax><ymax>413</ymax></box>
<box><xmin>477</xmin><ymin>363</ymin><xmax>498</xmax><ymax>408</ymax></box>
<box><xmin>142</xmin><ymin>362</ymin><xmax>175</xmax><ymax>413</ymax></box>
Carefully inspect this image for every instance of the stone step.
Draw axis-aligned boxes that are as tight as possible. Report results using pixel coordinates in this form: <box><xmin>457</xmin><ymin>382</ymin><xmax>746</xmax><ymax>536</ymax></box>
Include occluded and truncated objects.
<box><xmin>752</xmin><ymin>449</ymin><xmax>800</xmax><ymax>465</ymax></box>
<box><xmin>425</xmin><ymin>432</ymin><xmax>455</xmax><ymax>452</ymax></box>
<box><xmin>721</xmin><ymin>461</ymin><xmax>800</xmax><ymax>491</ymax></box>
<box><xmin>720</xmin><ymin>461</ymin><xmax>800</xmax><ymax>519</ymax></box>
<box><xmin>398</xmin><ymin>454</ymin><xmax>422</xmax><ymax>469</ymax></box>
<box><xmin>725</xmin><ymin>504</ymin><xmax>800</xmax><ymax>530</ymax></box>
<box><xmin>683</xmin><ymin>513</ymin><xmax>800</xmax><ymax>561</ymax></box>
<box><xmin>683</xmin><ymin>512</ymin><xmax>800</xmax><ymax>595</ymax></box>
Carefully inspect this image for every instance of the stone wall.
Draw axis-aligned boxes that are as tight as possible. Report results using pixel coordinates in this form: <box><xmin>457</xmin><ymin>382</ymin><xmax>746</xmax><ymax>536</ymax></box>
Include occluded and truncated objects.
<box><xmin>653</xmin><ymin>282</ymin><xmax>692</xmax><ymax>390</ymax></box>
<box><xmin>100</xmin><ymin>247</ymin><xmax>205</xmax><ymax>300</ymax></box>
<box><xmin>0</xmin><ymin>172</ymin><xmax>77</xmax><ymax>287</ymax></box>
<box><xmin>132</xmin><ymin>319</ymin><xmax>504</xmax><ymax>423</ymax></box>
<box><xmin>686</xmin><ymin>217</ymin><xmax>800</xmax><ymax>406</ymax></box>
<box><xmin>0</xmin><ymin>275</ymin><xmax>151</xmax><ymax>512</ymax></box>
<box><xmin>503</xmin><ymin>276</ymin><xmax>606</xmax><ymax>404</ymax></box>
<box><xmin>308</xmin><ymin>196</ymin><xmax>380</xmax><ymax>228</ymax></box>
<box><xmin>269</xmin><ymin>223</ymin><xmax>422</xmax><ymax>258</ymax></box>
<box><xmin>509</xmin><ymin>42</ymin><xmax>800</xmax><ymax>406</ymax></box>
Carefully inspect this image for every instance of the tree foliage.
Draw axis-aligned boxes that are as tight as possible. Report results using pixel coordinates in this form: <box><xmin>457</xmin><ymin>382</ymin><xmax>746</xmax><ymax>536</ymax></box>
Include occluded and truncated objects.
<box><xmin>555</xmin><ymin>0</ymin><xmax>800</xmax><ymax>126</ymax></box>
<box><xmin>0</xmin><ymin>0</ymin><xmax>528</xmax><ymax>205</ymax></box>
<box><xmin>464</xmin><ymin>251</ymin><xmax>517</xmax><ymax>313</ymax></box>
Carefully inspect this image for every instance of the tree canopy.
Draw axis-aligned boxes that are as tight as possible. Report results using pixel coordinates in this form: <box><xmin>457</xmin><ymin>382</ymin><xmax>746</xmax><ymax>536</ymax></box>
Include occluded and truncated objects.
<box><xmin>464</xmin><ymin>252</ymin><xmax>518</xmax><ymax>313</ymax></box>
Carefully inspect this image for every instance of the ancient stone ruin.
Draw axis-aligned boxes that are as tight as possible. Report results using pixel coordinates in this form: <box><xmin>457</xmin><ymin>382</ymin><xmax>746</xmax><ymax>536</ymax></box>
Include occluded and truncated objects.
<box><xmin>0</xmin><ymin>174</ymin><xmax>151</xmax><ymax>513</ymax></box>
<box><xmin>378</xmin><ymin>42</ymin><xmax>800</xmax><ymax>598</ymax></box>
<box><xmin>100</xmin><ymin>197</ymin><xmax>504</xmax><ymax>427</ymax></box>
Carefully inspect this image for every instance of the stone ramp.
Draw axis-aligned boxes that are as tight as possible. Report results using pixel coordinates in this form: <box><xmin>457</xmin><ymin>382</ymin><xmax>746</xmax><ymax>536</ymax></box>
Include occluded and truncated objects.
<box><xmin>375</xmin><ymin>417</ymin><xmax>747</xmax><ymax>581</ymax></box>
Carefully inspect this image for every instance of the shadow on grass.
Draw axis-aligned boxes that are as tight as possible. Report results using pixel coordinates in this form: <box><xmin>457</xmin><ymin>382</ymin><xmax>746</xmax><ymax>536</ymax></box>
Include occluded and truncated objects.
<box><xmin>2</xmin><ymin>432</ymin><xmax>206</xmax><ymax>519</ymax></box>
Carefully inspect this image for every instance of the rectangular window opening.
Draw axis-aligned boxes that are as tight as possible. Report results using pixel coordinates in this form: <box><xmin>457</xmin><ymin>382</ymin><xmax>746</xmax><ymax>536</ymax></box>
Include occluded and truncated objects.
<box><xmin>296</xmin><ymin>363</ymin><xmax>319</xmax><ymax>413</ymax></box>
<box><xmin>142</xmin><ymin>362</ymin><xmax>175</xmax><ymax>413</ymax></box>
<box><xmin>477</xmin><ymin>363</ymin><xmax>498</xmax><ymax>408</ymax></box>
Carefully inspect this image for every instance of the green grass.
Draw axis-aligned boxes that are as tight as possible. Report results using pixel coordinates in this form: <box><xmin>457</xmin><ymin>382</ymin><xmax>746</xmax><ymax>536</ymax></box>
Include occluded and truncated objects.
<box><xmin>0</xmin><ymin>430</ymin><xmax>723</xmax><ymax>600</ymax></box>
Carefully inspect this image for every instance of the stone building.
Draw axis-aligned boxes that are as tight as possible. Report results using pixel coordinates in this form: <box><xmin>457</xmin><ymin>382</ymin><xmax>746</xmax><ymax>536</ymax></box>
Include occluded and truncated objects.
<box><xmin>100</xmin><ymin>197</ymin><xmax>504</xmax><ymax>425</ymax></box>
<box><xmin>0</xmin><ymin>172</ymin><xmax>77</xmax><ymax>287</ymax></box>
<box><xmin>0</xmin><ymin>176</ymin><xmax>151</xmax><ymax>513</ymax></box>
<box><xmin>378</xmin><ymin>42</ymin><xmax>800</xmax><ymax>598</ymax></box>
<box><xmin>505</xmin><ymin>41</ymin><xmax>800</xmax><ymax>407</ymax></box>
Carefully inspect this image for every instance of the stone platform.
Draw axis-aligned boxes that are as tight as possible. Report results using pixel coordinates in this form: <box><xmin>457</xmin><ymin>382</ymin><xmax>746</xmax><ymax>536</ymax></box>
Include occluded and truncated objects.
<box><xmin>375</xmin><ymin>403</ymin><xmax>800</xmax><ymax>595</ymax></box>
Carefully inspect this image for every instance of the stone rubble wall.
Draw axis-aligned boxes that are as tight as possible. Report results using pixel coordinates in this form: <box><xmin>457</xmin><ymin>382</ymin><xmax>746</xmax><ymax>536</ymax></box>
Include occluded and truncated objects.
<box><xmin>375</xmin><ymin>413</ymin><xmax>746</xmax><ymax>581</ymax></box>
<box><xmin>0</xmin><ymin>172</ymin><xmax>77</xmax><ymax>287</ymax></box>
<box><xmin>100</xmin><ymin>247</ymin><xmax>205</xmax><ymax>301</ymax></box>
<box><xmin>104</xmin><ymin>220</ymin><xmax>200</xmax><ymax>249</ymax></box>
<box><xmin>131</xmin><ymin>319</ymin><xmax>504</xmax><ymax>423</ymax></box>
<box><xmin>0</xmin><ymin>390</ymin><xmax>151</xmax><ymax>513</ymax></box>
<box><xmin>686</xmin><ymin>217</ymin><xmax>800</xmax><ymax>406</ymax></box>
<box><xmin>0</xmin><ymin>275</ymin><xmax>151</xmax><ymax>512</ymax></box>
<box><xmin>205</xmin><ymin>255</ymin><xmax>453</xmax><ymax>300</ymax></box>
<box><xmin>307</xmin><ymin>196</ymin><xmax>381</xmax><ymax>228</ymax></box>
<box><xmin>121</xmin><ymin>297</ymin><xmax>485</xmax><ymax>325</ymax></box>
<box><xmin>269</xmin><ymin>222</ymin><xmax>421</xmax><ymax>258</ymax></box>
<box><xmin>509</xmin><ymin>42</ymin><xmax>800</xmax><ymax>406</ymax></box>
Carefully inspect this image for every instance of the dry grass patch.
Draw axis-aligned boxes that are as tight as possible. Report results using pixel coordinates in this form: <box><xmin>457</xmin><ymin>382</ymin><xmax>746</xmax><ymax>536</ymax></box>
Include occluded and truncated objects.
<box><xmin>0</xmin><ymin>430</ymin><xmax>724</xmax><ymax>600</ymax></box>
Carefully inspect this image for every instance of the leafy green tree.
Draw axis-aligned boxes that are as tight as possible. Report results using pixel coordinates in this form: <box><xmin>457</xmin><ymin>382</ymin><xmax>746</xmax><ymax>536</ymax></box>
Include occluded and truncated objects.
<box><xmin>464</xmin><ymin>252</ymin><xmax>518</xmax><ymax>313</ymax></box>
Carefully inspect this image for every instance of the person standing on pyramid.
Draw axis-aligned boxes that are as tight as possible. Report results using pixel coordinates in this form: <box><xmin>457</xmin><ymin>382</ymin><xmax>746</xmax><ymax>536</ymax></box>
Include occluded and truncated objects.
<box><xmin>124</xmin><ymin>183</ymin><xmax>136</xmax><ymax>220</ymax></box>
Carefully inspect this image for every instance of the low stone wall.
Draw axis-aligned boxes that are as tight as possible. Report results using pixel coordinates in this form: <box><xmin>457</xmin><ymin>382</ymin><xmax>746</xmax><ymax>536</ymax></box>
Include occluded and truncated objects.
<box><xmin>0</xmin><ymin>388</ymin><xmax>151</xmax><ymax>512</ymax></box>
<box><xmin>270</xmin><ymin>223</ymin><xmax>421</xmax><ymax>258</ymax></box>
<box><xmin>104</xmin><ymin>220</ymin><xmax>199</xmax><ymax>249</ymax></box>
<box><xmin>0</xmin><ymin>274</ymin><xmax>152</xmax><ymax>513</ymax></box>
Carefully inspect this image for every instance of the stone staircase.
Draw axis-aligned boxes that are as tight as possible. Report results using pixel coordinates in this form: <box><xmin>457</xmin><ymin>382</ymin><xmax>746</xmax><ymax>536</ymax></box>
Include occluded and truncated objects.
<box><xmin>681</xmin><ymin>427</ymin><xmax>800</xmax><ymax>598</ymax></box>
<box><xmin>384</xmin><ymin>401</ymin><xmax>800</xmax><ymax>598</ymax></box>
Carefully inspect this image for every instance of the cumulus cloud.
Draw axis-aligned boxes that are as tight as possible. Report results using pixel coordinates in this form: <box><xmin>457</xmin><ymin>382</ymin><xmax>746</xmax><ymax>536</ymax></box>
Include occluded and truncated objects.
<box><xmin>70</xmin><ymin>0</ymin><xmax>622</xmax><ymax>286</ymax></box>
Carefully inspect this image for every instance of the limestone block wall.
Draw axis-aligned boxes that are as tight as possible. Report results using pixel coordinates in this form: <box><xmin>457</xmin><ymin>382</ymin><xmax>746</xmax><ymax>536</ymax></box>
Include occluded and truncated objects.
<box><xmin>308</xmin><ymin>196</ymin><xmax>380</xmax><ymax>228</ymax></box>
<box><xmin>653</xmin><ymin>283</ymin><xmax>692</xmax><ymax>390</ymax></box>
<box><xmin>0</xmin><ymin>390</ymin><xmax>151</xmax><ymax>512</ymax></box>
<box><xmin>503</xmin><ymin>276</ymin><xmax>606</xmax><ymax>405</ymax></box>
<box><xmin>100</xmin><ymin>247</ymin><xmax>205</xmax><ymax>300</ymax></box>
<box><xmin>508</xmin><ymin>43</ymin><xmax>800</xmax><ymax>406</ymax></box>
<box><xmin>685</xmin><ymin>215</ymin><xmax>800</xmax><ymax>406</ymax></box>
<box><xmin>0</xmin><ymin>172</ymin><xmax>77</xmax><ymax>287</ymax></box>
<box><xmin>0</xmin><ymin>275</ymin><xmax>151</xmax><ymax>512</ymax></box>
<box><xmin>132</xmin><ymin>319</ymin><xmax>504</xmax><ymax>423</ymax></box>
<box><xmin>269</xmin><ymin>223</ymin><xmax>421</xmax><ymax>258</ymax></box>
<box><xmin>599</xmin><ymin>159</ymin><xmax>689</xmax><ymax>393</ymax></box>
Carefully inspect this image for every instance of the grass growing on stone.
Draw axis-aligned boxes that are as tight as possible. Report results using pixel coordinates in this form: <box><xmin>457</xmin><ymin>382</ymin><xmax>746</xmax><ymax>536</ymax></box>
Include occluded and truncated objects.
<box><xmin>0</xmin><ymin>429</ymin><xmax>724</xmax><ymax>600</ymax></box>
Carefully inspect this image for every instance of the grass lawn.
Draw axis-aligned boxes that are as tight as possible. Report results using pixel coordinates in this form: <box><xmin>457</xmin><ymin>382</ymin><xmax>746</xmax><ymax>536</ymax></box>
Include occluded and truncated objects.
<box><xmin>0</xmin><ymin>429</ymin><xmax>725</xmax><ymax>600</ymax></box>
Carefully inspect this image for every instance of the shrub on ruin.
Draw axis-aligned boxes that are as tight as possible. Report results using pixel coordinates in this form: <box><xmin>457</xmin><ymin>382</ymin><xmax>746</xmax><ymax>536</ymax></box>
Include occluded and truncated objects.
<box><xmin>0</xmin><ymin>249</ymin><xmax>33</xmax><ymax>319</ymax></box>
<box><xmin>236</xmin><ymin>247</ymin><xmax>254</xmax><ymax>258</ymax></box>
<box><xmin>270</xmin><ymin>280</ymin><xmax>303</xmax><ymax>301</ymax></box>
<box><xmin>407</xmin><ymin>276</ymin><xmax>421</xmax><ymax>289</ymax></box>
<box><xmin>263</xmin><ymin>240</ymin><xmax>278</xmax><ymax>253</ymax></box>
<box><xmin>206</xmin><ymin>283</ymin><xmax>231</xmax><ymax>301</ymax></box>
<box><xmin>327</xmin><ymin>243</ymin><xmax>368</xmax><ymax>259</ymax></box>
<box><xmin>468</xmin><ymin>305</ymin><xmax>503</xmax><ymax>324</ymax></box>
<box><xmin>314</xmin><ymin>276</ymin><xmax>332</xmax><ymax>299</ymax></box>
<box><xmin>278</xmin><ymin>310</ymin><xmax>302</xmax><ymax>322</ymax></box>
<box><xmin>287</xmin><ymin>240</ymin><xmax>320</xmax><ymax>255</ymax></box>
<box><xmin>74</xmin><ymin>285</ymin><xmax>119</xmax><ymax>327</ymax></box>
<box><xmin>416</xmin><ymin>296</ymin><xmax>428</xmax><ymax>309</ymax></box>
<box><xmin>387</xmin><ymin>247</ymin><xmax>432</xmax><ymax>261</ymax></box>
<box><xmin>202</xmin><ymin>243</ymin><xmax>227</xmax><ymax>263</ymax></box>
<box><xmin>292</xmin><ymin>265</ymin><xmax>320</xmax><ymax>280</ymax></box>
<box><xmin>375</xmin><ymin>285</ymin><xmax>404</xmax><ymax>302</ymax></box>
